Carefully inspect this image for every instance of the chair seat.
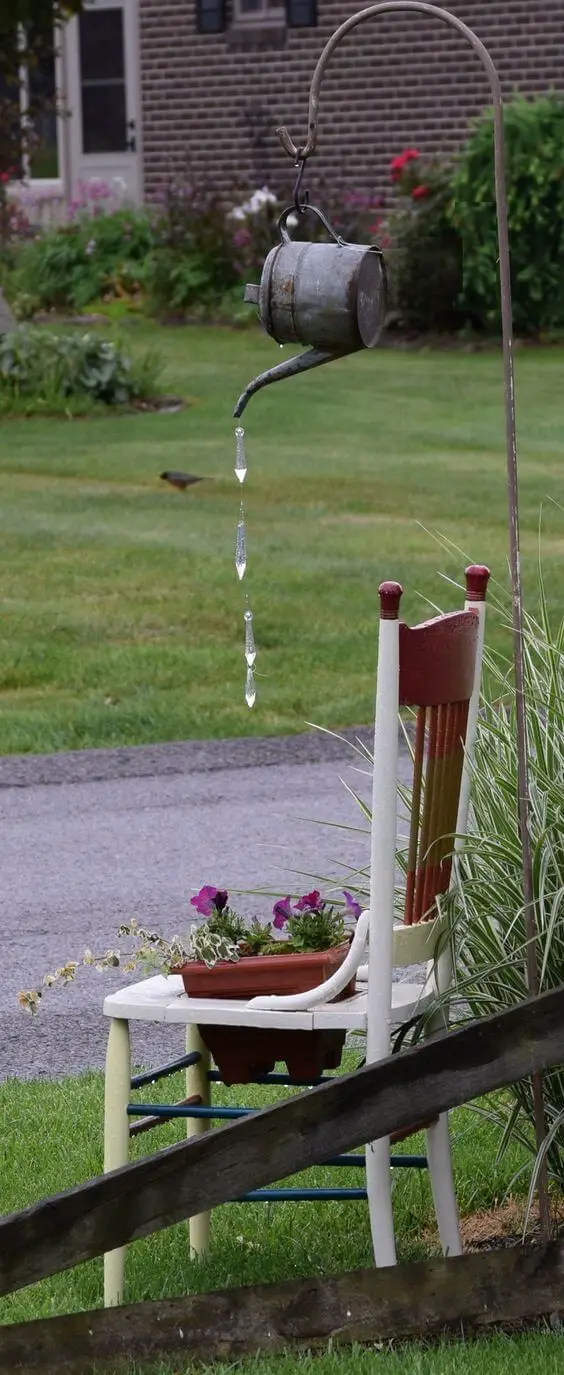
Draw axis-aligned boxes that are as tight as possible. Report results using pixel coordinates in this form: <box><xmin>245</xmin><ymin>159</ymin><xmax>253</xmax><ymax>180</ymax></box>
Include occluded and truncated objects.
<box><xmin>103</xmin><ymin>974</ymin><xmax>432</xmax><ymax>1034</ymax></box>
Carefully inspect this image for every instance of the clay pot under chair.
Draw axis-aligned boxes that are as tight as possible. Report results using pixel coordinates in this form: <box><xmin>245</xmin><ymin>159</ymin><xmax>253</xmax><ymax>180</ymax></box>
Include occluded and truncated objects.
<box><xmin>173</xmin><ymin>941</ymin><xmax>354</xmax><ymax>1085</ymax></box>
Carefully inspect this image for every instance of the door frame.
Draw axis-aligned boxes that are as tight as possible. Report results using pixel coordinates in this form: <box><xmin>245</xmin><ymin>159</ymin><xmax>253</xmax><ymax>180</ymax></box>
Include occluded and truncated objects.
<box><xmin>59</xmin><ymin>0</ymin><xmax>143</xmax><ymax>205</ymax></box>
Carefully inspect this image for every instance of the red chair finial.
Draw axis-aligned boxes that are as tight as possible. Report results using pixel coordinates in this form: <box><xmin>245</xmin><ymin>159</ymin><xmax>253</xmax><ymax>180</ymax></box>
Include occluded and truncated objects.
<box><xmin>465</xmin><ymin>565</ymin><xmax>490</xmax><ymax>603</ymax></box>
<box><xmin>379</xmin><ymin>581</ymin><xmax>403</xmax><ymax>620</ymax></box>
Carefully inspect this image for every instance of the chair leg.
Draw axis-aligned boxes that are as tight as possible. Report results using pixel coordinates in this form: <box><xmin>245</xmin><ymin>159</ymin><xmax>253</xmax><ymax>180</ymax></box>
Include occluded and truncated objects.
<box><xmin>425</xmin><ymin>1114</ymin><xmax>462</xmax><ymax>1257</ymax></box>
<box><xmin>186</xmin><ymin>1024</ymin><xmax>211</xmax><ymax>1259</ymax></box>
<box><xmin>103</xmin><ymin>1016</ymin><xmax>131</xmax><ymax>1306</ymax></box>
<box><xmin>365</xmin><ymin>1136</ymin><xmax>397</xmax><ymax>1267</ymax></box>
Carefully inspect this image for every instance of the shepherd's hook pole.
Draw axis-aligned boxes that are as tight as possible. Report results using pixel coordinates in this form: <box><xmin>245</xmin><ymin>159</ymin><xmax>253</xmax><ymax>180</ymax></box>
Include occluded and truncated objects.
<box><xmin>278</xmin><ymin>0</ymin><xmax>549</xmax><ymax>1238</ymax></box>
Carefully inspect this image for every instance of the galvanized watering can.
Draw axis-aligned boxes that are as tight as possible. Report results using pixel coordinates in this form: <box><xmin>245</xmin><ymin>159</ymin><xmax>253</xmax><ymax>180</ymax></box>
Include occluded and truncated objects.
<box><xmin>234</xmin><ymin>205</ymin><xmax>386</xmax><ymax>417</ymax></box>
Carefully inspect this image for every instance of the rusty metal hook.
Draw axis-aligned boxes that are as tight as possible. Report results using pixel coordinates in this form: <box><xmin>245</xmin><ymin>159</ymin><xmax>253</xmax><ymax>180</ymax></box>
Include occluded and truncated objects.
<box><xmin>292</xmin><ymin>157</ymin><xmax>309</xmax><ymax>215</ymax></box>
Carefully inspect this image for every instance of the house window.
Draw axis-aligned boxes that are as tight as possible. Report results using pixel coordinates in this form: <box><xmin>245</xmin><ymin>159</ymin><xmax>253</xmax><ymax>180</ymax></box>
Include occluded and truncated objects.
<box><xmin>78</xmin><ymin>8</ymin><xmax>127</xmax><ymax>153</ymax></box>
<box><xmin>196</xmin><ymin>0</ymin><xmax>227</xmax><ymax>32</ymax></box>
<box><xmin>0</xmin><ymin>26</ymin><xmax>59</xmax><ymax>179</ymax></box>
<box><xmin>28</xmin><ymin>41</ymin><xmax>58</xmax><ymax>177</ymax></box>
<box><xmin>286</xmin><ymin>0</ymin><xmax>316</xmax><ymax>25</ymax></box>
<box><xmin>232</xmin><ymin>0</ymin><xmax>285</xmax><ymax>25</ymax></box>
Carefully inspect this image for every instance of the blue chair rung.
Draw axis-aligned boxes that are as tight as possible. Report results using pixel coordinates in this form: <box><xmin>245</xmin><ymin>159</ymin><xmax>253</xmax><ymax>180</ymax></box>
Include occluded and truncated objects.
<box><xmin>126</xmin><ymin>1102</ymin><xmax>428</xmax><ymax>1171</ymax></box>
<box><xmin>327</xmin><ymin>1153</ymin><xmax>427</xmax><ymax>1169</ymax></box>
<box><xmin>207</xmin><ymin>1069</ymin><xmax>330</xmax><ymax>1087</ymax></box>
<box><xmin>240</xmin><ymin>1188</ymin><xmax>369</xmax><ymax>1202</ymax></box>
<box><xmin>131</xmin><ymin>1050</ymin><xmax>201</xmax><ymax>1089</ymax></box>
<box><xmin>126</xmin><ymin>1102</ymin><xmax>257</xmax><ymax>1120</ymax></box>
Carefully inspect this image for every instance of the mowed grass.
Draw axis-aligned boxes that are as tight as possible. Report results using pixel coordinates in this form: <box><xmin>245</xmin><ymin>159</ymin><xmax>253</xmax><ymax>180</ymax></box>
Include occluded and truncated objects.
<box><xmin>0</xmin><ymin>324</ymin><xmax>563</xmax><ymax>754</ymax></box>
<box><xmin>113</xmin><ymin>1336</ymin><xmax>564</xmax><ymax>1375</ymax></box>
<box><xmin>0</xmin><ymin>1065</ymin><xmax>557</xmax><ymax>1372</ymax></box>
<box><xmin>0</xmin><ymin>1061</ymin><xmax>528</xmax><ymax>1329</ymax></box>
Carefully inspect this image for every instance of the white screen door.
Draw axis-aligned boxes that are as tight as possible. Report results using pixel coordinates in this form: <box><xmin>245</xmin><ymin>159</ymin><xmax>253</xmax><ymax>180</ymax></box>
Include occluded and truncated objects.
<box><xmin>65</xmin><ymin>0</ymin><xmax>141</xmax><ymax>202</ymax></box>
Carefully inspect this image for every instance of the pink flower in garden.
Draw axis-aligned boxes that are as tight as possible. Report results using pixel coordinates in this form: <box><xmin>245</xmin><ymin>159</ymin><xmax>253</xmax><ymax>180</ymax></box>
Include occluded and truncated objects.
<box><xmin>233</xmin><ymin>227</ymin><xmax>251</xmax><ymax>249</ymax></box>
<box><xmin>412</xmin><ymin>184</ymin><xmax>430</xmax><ymax>200</ymax></box>
<box><xmin>343</xmin><ymin>890</ymin><xmax>362</xmax><ymax>920</ymax></box>
<box><xmin>295</xmin><ymin>889</ymin><xmax>324</xmax><ymax>913</ymax></box>
<box><xmin>190</xmin><ymin>885</ymin><xmax>229</xmax><ymax>917</ymax></box>
<box><xmin>272</xmin><ymin>896</ymin><xmax>293</xmax><ymax>930</ymax></box>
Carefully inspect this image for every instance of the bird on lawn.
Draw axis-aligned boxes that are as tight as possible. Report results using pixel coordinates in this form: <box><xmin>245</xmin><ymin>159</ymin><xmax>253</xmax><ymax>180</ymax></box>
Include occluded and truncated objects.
<box><xmin>160</xmin><ymin>471</ymin><xmax>206</xmax><ymax>491</ymax></box>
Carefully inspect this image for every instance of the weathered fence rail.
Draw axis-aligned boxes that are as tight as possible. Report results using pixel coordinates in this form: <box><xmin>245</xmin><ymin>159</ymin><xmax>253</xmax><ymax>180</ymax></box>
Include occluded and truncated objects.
<box><xmin>2</xmin><ymin>1240</ymin><xmax>564</xmax><ymax>1373</ymax></box>
<box><xmin>2</xmin><ymin>984</ymin><xmax>564</xmax><ymax>1300</ymax></box>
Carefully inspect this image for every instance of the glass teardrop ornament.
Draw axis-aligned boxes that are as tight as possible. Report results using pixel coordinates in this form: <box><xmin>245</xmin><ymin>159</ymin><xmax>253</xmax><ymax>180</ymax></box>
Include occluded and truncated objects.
<box><xmin>235</xmin><ymin>505</ymin><xmax>247</xmax><ymax>581</ymax></box>
<box><xmin>234</xmin><ymin>426</ymin><xmax>247</xmax><ymax>484</ymax></box>
<box><xmin>245</xmin><ymin>665</ymin><xmax>256</xmax><ymax>708</ymax></box>
<box><xmin>244</xmin><ymin>607</ymin><xmax>256</xmax><ymax>666</ymax></box>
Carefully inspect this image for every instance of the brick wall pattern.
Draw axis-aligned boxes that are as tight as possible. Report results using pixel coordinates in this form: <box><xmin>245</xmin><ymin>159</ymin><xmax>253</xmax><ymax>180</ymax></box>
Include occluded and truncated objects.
<box><xmin>138</xmin><ymin>1</ymin><xmax>564</xmax><ymax>203</ymax></box>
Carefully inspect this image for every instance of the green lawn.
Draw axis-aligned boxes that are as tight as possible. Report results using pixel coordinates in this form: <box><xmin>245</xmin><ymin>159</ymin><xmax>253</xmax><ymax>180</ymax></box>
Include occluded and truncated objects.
<box><xmin>117</xmin><ymin>1337</ymin><xmax>564</xmax><ymax>1375</ymax></box>
<box><xmin>1</xmin><ymin>325</ymin><xmax>563</xmax><ymax>754</ymax></box>
<box><xmin>0</xmin><ymin>1065</ymin><xmax>554</xmax><ymax>1373</ymax></box>
<box><xmin>0</xmin><ymin>1064</ymin><xmax>529</xmax><ymax>1325</ymax></box>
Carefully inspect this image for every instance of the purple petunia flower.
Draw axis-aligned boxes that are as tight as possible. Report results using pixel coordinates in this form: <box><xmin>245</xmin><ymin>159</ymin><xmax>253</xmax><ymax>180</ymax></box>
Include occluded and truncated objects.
<box><xmin>295</xmin><ymin>889</ymin><xmax>324</xmax><ymax>913</ymax></box>
<box><xmin>343</xmin><ymin>890</ymin><xmax>362</xmax><ymax>920</ymax></box>
<box><xmin>190</xmin><ymin>885</ymin><xmax>228</xmax><ymax>917</ymax></box>
<box><xmin>272</xmin><ymin>896</ymin><xmax>293</xmax><ymax>930</ymax></box>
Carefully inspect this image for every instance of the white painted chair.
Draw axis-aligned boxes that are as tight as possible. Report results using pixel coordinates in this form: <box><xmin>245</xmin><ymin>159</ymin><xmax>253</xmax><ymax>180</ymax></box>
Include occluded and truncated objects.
<box><xmin>103</xmin><ymin>564</ymin><xmax>489</xmax><ymax>1303</ymax></box>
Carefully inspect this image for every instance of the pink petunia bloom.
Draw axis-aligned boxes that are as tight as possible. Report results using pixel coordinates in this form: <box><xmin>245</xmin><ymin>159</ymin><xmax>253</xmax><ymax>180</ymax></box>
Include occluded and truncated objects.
<box><xmin>190</xmin><ymin>885</ymin><xmax>228</xmax><ymax>917</ymax></box>
<box><xmin>411</xmin><ymin>184</ymin><xmax>430</xmax><ymax>199</ymax></box>
<box><xmin>295</xmin><ymin>889</ymin><xmax>324</xmax><ymax>913</ymax></box>
<box><xmin>343</xmin><ymin>890</ymin><xmax>362</xmax><ymax>920</ymax></box>
<box><xmin>272</xmin><ymin>896</ymin><xmax>293</xmax><ymax>930</ymax></box>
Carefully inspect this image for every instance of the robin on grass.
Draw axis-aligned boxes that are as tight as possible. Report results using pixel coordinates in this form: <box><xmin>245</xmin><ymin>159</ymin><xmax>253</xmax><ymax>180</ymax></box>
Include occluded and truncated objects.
<box><xmin>160</xmin><ymin>471</ymin><xmax>206</xmax><ymax>491</ymax></box>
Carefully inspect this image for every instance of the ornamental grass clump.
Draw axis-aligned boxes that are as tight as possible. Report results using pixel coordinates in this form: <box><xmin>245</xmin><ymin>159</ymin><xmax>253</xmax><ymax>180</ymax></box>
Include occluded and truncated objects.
<box><xmin>437</xmin><ymin>579</ymin><xmax>564</xmax><ymax>1186</ymax></box>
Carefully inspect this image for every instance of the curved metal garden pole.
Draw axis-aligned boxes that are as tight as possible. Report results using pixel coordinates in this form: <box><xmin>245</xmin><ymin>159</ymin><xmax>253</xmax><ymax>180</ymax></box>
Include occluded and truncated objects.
<box><xmin>278</xmin><ymin>0</ymin><xmax>550</xmax><ymax>1235</ymax></box>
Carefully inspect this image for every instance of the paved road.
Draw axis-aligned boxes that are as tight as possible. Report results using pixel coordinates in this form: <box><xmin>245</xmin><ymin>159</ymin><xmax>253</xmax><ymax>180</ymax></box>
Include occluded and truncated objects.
<box><xmin>0</xmin><ymin>729</ymin><xmax>411</xmax><ymax>1081</ymax></box>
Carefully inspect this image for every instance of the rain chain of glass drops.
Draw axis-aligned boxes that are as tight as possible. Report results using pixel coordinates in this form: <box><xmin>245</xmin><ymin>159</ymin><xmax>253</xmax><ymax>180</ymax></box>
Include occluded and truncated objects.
<box><xmin>234</xmin><ymin>425</ymin><xmax>256</xmax><ymax>707</ymax></box>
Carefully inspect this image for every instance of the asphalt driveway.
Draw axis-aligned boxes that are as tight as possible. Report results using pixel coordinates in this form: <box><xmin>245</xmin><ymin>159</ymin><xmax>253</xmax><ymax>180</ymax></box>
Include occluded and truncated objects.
<box><xmin>1</xmin><ymin>727</ymin><xmax>410</xmax><ymax>1079</ymax></box>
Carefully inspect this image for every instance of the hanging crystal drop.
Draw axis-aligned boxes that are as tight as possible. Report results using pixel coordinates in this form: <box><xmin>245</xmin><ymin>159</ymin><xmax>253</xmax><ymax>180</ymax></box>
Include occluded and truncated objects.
<box><xmin>235</xmin><ymin>503</ymin><xmax>247</xmax><ymax>580</ymax></box>
<box><xmin>244</xmin><ymin>606</ymin><xmax>256</xmax><ymax>666</ymax></box>
<box><xmin>234</xmin><ymin>426</ymin><xmax>247</xmax><ymax>484</ymax></box>
<box><xmin>245</xmin><ymin>665</ymin><xmax>257</xmax><ymax>708</ymax></box>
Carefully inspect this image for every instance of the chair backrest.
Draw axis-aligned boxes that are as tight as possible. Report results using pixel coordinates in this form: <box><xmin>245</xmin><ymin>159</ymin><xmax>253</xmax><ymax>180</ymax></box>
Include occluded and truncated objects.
<box><xmin>400</xmin><ymin>611</ymin><xmax>476</xmax><ymax>925</ymax></box>
<box><xmin>375</xmin><ymin>566</ymin><xmax>490</xmax><ymax>930</ymax></box>
<box><xmin>247</xmin><ymin>565</ymin><xmax>490</xmax><ymax>1022</ymax></box>
<box><xmin>362</xmin><ymin>565</ymin><xmax>490</xmax><ymax>1061</ymax></box>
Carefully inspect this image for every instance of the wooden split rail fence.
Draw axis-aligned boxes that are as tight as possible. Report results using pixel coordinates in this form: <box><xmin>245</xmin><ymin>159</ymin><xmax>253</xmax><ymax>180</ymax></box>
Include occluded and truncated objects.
<box><xmin>2</xmin><ymin>986</ymin><xmax>564</xmax><ymax>1372</ymax></box>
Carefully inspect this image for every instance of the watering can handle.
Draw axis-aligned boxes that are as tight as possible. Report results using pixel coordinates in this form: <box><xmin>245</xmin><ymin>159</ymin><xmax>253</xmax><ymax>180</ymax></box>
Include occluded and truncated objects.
<box><xmin>277</xmin><ymin>202</ymin><xmax>346</xmax><ymax>245</ymax></box>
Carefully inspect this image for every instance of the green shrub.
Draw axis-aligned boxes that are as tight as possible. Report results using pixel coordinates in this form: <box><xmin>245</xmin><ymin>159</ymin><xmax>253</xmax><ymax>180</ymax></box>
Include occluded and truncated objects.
<box><xmin>450</xmin><ymin>94</ymin><xmax>564</xmax><ymax>334</ymax></box>
<box><xmin>385</xmin><ymin>148</ymin><xmax>463</xmax><ymax>331</ymax></box>
<box><xmin>0</xmin><ymin>326</ymin><xmax>162</xmax><ymax>410</ymax></box>
<box><xmin>14</xmin><ymin>208</ymin><xmax>152</xmax><ymax>312</ymax></box>
<box><xmin>146</xmin><ymin>177</ymin><xmax>238</xmax><ymax>316</ymax></box>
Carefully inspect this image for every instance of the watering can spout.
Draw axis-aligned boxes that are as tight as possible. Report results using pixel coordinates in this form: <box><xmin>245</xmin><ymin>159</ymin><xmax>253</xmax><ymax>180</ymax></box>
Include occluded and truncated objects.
<box><xmin>233</xmin><ymin>346</ymin><xmax>350</xmax><ymax>419</ymax></box>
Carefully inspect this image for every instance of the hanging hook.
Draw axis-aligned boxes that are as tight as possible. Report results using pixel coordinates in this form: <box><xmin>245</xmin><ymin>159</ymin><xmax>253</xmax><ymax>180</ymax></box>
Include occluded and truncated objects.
<box><xmin>293</xmin><ymin>156</ymin><xmax>309</xmax><ymax>216</ymax></box>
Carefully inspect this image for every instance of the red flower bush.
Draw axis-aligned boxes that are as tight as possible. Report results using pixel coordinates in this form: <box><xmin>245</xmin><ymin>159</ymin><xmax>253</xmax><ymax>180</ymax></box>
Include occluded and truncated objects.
<box><xmin>390</xmin><ymin>148</ymin><xmax>420</xmax><ymax>182</ymax></box>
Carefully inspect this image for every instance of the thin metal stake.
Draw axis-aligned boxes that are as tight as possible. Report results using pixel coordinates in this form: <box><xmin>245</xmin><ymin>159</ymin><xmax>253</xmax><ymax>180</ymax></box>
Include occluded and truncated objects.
<box><xmin>277</xmin><ymin>1</ymin><xmax>550</xmax><ymax>1237</ymax></box>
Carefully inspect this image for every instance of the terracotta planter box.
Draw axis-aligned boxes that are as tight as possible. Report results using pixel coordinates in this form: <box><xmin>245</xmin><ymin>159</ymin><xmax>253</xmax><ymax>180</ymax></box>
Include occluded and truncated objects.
<box><xmin>175</xmin><ymin>941</ymin><xmax>353</xmax><ymax>1001</ymax></box>
<box><xmin>198</xmin><ymin>1023</ymin><xmax>347</xmax><ymax>1086</ymax></box>
<box><xmin>173</xmin><ymin>942</ymin><xmax>354</xmax><ymax>1086</ymax></box>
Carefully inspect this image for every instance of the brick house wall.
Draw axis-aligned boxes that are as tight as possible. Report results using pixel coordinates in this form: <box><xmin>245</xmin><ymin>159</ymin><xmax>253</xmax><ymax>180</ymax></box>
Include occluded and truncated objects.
<box><xmin>139</xmin><ymin>1</ymin><xmax>564</xmax><ymax>202</ymax></box>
